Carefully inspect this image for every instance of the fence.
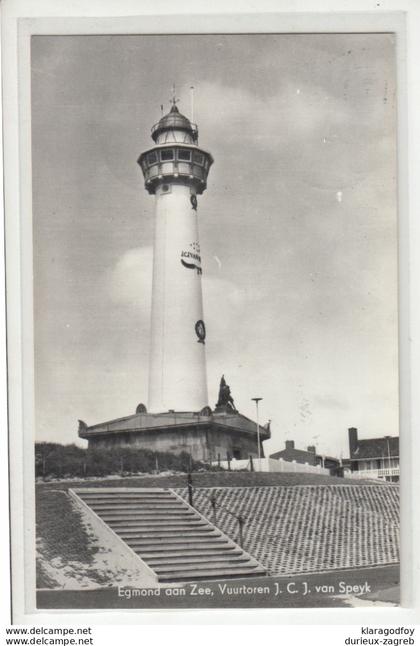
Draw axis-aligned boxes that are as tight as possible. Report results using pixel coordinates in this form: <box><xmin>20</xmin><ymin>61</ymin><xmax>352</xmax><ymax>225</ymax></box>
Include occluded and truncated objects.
<box><xmin>344</xmin><ymin>467</ymin><xmax>400</xmax><ymax>481</ymax></box>
<box><xmin>213</xmin><ymin>457</ymin><xmax>331</xmax><ymax>476</ymax></box>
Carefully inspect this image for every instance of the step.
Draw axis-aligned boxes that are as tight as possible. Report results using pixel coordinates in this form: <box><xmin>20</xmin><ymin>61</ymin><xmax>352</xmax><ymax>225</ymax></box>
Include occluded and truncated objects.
<box><xmin>106</xmin><ymin>515</ymin><xmax>204</xmax><ymax>524</ymax></box>
<box><xmin>153</xmin><ymin>558</ymin><xmax>257</xmax><ymax>575</ymax></box>
<box><xmin>87</xmin><ymin>503</ymin><xmax>185</xmax><ymax>512</ymax></box>
<box><xmin>96</xmin><ymin>510</ymin><xmax>197</xmax><ymax>518</ymax></box>
<box><xmin>80</xmin><ymin>496</ymin><xmax>179</xmax><ymax>500</ymax></box>
<box><xmin>78</xmin><ymin>490</ymin><xmax>171</xmax><ymax>496</ymax></box>
<box><xmin>157</xmin><ymin>567</ymin><xmax>266</xmax><ymax>582</ymax></box>
<box><xmin>131</xmin><ymin>542</ymin><xmax>237</xmax><ymax>554</ymax></box>
<box><xmin>89</xmin><ymin>505</ymin><xmax>184</xmax><ymax>516</ymax></box>
<box><xmin>86</xmin><ymin>499</ymin><xmax>182</xmax><ymax>507</ymax></box>
<box><xmin>98</xmin><ymin>517</ymin><xmax>199</xmax><ymax>525</ymax></box>
<box><xmin>107</xmin><ymin>519</ymin><xmax>206</xmax><ymax>529</ymax></box>
<box><xmin>146</xmin><ymin>554</ymin><xmax>250</xmax><ymax>568</ymax></box>
<box><xmin>80</xmin><ymin>496</ymin><xmax>176</xmax><ymax>504</ymax></box>
<box><xmin>140</xmin><ymin>545</ymin><xmax>243</xmax><ymax>562</ymax></box>
<box><xmin>76</xmin><ymin>487</ymin><xmax>171</xmax><ymax>497</ymax></box>
<box><xmin>79</xmin><ymin>492</ymin><xmax>173</xmax><ymax>498</ymax></box>
<box><xmin>110</xmin><ymin>524</ymin><xmax>215</xmax><ymax>538</ymax></box>
<box><xmin>116</xmin><ymin>528</ymin><xmax>220</xmax><ymax>539</ymax></box>
<box><xmin>128</xmin><ymin>536</ymin><xmax>229</xmax><ymax>548</ymax></box>
<box><xmin>82</xmin><ymin>497</ymin><xmax>178</xmax><ymax>505</ymax></box>
<box><xmin>92</xmin><ymin>506</ymin><xmax>189</xmax><ymax>515</ymax></box>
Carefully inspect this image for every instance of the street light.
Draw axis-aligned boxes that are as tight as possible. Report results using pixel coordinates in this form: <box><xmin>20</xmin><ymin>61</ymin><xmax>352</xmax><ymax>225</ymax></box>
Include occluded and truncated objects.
<box><xmin>251</xmin><ymin>397</ymin><xmax>263</xmax><ymax>469</ymax></box>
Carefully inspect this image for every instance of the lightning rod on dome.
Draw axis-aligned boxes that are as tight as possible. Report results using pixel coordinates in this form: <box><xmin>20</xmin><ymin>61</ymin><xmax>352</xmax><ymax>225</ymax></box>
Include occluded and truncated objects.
<box><xmin>190</xmin><ymin>86</ymin><xmax>195</xmax><ymax>122</ymax></box>
<box><xmin>171</xmin><ymin>83</ymin><xmax>179</xmax><ymax>108</ymax></box>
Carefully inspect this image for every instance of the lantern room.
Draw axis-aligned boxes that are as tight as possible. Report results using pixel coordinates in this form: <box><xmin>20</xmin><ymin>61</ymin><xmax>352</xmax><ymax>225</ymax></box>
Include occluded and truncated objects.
<box><xmin>138</xmin><ymin>103</ymin><xmax>213</xmax><ymax>195</ymax></box>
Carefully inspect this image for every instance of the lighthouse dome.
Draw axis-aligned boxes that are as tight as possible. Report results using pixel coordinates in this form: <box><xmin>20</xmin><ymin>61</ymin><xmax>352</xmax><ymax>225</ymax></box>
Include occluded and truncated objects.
<box><xmin>151</xmin><ymin>104</ymin><xmax>198</xmax><ymax>144</ymax></box>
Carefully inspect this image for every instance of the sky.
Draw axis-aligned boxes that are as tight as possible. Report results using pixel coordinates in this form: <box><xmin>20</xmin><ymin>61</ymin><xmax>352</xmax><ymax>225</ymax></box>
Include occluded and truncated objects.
<box><xmin>31</xmin><ymin>33</ymin><xmax>398</xmax><ymax>458</ymax></box>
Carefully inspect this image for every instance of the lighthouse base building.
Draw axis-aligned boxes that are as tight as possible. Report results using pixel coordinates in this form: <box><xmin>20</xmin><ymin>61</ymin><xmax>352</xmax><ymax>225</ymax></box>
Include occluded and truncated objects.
<box><xmin>78</xmin><ymin>401</ymin><xmax>270</xmax><ymax>463</ymax></box>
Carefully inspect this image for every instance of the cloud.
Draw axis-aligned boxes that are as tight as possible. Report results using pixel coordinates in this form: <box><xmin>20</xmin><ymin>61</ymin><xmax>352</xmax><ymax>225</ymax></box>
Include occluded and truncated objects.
<box><xmin>193</xmin><ymin>80</ymin><xmax>351</xmax><ymax>149</ymax></box>
<box><xmin>108</xmin><ymin>246</ymin><xmax>152</xmax><ymax>310</ymax></box>
<box><xmin>108</xmin><ymin>245</ymin><xmax>263</xmax><ymax>333</ymax></box>
<box><xmin>314</xmin><ymin>394</ymin><xmax>350</xmax><ymax>411</ymax></box>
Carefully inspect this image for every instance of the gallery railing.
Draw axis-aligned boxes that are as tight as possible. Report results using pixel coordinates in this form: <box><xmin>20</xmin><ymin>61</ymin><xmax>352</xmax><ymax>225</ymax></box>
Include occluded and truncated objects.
<box><xmin>186</xmin><ymin>472</ymin><xmax>246</xmax><ymax>547</ymax></box>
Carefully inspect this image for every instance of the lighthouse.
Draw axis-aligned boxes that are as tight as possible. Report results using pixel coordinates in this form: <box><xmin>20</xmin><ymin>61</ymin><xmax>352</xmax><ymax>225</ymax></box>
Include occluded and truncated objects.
<box><xmin>138</xmin><ymin>99</ymin><xmax>213</xmax><ymax>413</ymax></box>
<box><xmin>78</xmin><ymin>94</ymin><xmax>270</xmax><ymax>462</ymax></box>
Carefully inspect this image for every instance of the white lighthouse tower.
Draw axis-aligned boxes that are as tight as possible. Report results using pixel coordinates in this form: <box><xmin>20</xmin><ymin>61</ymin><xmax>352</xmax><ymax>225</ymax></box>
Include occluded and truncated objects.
<box><xmin>138</xmin><ymin>98</ymin><xmax>213</xmax><ymax>413</ymax></box>
<box><xmin>79</xmin><ymin>95</ymin><xmax>270</xmax><ymax>460</ymax></box>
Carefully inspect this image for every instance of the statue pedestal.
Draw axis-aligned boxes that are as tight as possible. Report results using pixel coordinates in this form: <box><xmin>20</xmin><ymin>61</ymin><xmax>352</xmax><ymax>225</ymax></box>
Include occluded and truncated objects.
<box><xmin>213</xmin><ymin>403</ymin><xmax>238</xmax><ymax>415</ymax></box>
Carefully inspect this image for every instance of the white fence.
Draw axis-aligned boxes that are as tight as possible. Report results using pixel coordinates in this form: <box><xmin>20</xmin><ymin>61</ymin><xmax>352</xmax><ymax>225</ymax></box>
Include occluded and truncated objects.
<box><xmin>213</xmin><ymin>457</ymin><xmax>331</xmax><ymax>476</ymax></box>
<box><xmin>344</xmin><ymin>467</ymin><xmax>400</xmax><ymax>481</ymax></box>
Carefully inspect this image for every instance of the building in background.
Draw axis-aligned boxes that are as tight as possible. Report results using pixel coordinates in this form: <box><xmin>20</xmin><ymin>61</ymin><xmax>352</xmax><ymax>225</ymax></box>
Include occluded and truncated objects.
<box><xmin>270</xmin><ymin>441</ymin><xmax>341</xmax><ymax>474</ymax></box>
<box><xmin>347</xmin><ymin>427</ymin><xmax>399</xmax><ymax>482</ymax></box>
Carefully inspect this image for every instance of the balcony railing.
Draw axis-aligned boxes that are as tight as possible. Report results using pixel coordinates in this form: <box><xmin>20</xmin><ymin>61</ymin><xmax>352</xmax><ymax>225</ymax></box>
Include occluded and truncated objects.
<box><xmin>345</xmin><ymin>467</ymin><xmax>400</xmax><ymax>480</ymax></box>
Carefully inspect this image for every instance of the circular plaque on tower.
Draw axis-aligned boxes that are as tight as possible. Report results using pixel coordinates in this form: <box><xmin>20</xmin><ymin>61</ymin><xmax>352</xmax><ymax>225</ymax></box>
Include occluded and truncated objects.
<box><xmin>195</xmin><ymin>319</ymin><xmax>206</xmax><ymax>344</ymax></box>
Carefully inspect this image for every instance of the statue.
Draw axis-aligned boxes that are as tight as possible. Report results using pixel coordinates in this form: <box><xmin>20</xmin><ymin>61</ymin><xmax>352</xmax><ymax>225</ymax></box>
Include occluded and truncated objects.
<box><xmin>215</xmin><ymin>375</ymin><xmax>237</xmax><ymax>412</ymax></box>
<box><xmin>78</xmin><ymin>420</ymin><xmax>88</xmax><ymax>431</ymax></box>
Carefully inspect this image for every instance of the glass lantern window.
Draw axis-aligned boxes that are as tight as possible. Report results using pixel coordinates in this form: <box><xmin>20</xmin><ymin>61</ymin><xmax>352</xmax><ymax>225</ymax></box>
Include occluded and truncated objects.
<box><xmin>177</xmin><ymin>149</ymin><xmax>192</xmax><ymax>161</ymax></box>
<box><xmin>193</xmin><ymin>152</ymin><xmax>204</xmax><ymax>165</ymax></box>
<box><xmin>147</xmin><ymin>152</ymin><xmax>158</xmax><ymax>165</ymax></box>
<box><xmin>160</xmin><ymin>149</ymin><xmax>174</xmax><ymax>161</ymax></box>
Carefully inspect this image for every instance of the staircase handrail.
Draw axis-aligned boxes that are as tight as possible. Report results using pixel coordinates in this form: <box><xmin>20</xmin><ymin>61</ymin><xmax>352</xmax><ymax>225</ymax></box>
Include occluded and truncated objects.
<box><xmin>201</xmin><ymin>488</ymin><xmax>246</xmax><ymax>520</ymax></box>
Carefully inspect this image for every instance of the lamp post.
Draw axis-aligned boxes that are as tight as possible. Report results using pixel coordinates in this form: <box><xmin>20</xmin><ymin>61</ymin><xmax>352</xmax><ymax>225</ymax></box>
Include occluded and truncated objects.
<box><xmin>251</xmin><ymin>397</ymin><xmax>263</xmax><ymax>469</ymax></box>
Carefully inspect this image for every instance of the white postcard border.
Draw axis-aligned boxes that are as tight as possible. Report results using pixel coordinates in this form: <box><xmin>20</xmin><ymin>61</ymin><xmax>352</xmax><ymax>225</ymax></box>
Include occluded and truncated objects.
<box><xmin>2</xmin><ymin>0</ymin><xmax>419</xmax><ymax>626</ymax></box>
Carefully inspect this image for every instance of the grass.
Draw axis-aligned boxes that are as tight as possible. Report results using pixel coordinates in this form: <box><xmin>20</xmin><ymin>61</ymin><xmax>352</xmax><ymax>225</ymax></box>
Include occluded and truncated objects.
<box><xmin>36</xmin><ymin>490</ymin><xmax>96</xmax><ymax>563</ymax></box>
<box><xmin>36</xmin><ymin>489</ymin><xmax>118</xmax><ymax>588</ymax></box>
<box><xmin>36</xmin><ymin>469</ymin><xmax>391</xmax><ymax>493</ymax></box>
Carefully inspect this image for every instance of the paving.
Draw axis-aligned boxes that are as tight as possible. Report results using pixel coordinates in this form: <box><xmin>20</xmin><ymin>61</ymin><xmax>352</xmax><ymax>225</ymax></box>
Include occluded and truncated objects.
<box><xmin>36</xmin><ymin>564</ymin><xmax>399</xmax><ymax>609</ymax></box>
<box><xmin>174</xmin><ymin>484</ymin><xmax>399</xmax><ymax>575</ymax></box>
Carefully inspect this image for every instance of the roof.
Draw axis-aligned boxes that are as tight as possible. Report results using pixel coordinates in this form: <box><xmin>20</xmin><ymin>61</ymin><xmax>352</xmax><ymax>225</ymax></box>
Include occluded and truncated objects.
<box><xmin>350</xmin><ymin>436</ymin><xmax>399</xmax><ymax>460</ymax></box>
<box><xmin>270</xmin><ymin>447</ymin><xmax>318</xmax><ymax>465</ymax></box>
<box><xmin>78</xmin><ymin>409</ymin><xmax>270</xmax><ymax>440</ymax></box>
<box><xmin>212</xmin><ymin>411</ymin><xmax>270</xmax><ymax>438</ymax></box>
<box><xmin>151</xmin><ymin>104</ymin><xmax>196</xmax><ymax>141</ymax></box>
<box><xmin>270</xmin><ymin>447</ymin><xmax>340</xmax><ymax>466</ymax></box>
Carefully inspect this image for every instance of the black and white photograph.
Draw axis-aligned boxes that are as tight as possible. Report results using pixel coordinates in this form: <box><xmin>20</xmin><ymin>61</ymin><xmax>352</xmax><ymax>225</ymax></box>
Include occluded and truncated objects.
<box><xmin>28</xmin><ymin>30</ymin><xmax>400</xmax><ymax>612</ymax></box>
<box><xmin>3</xmin><ymin>3</ymin><xmax>415</xmax><ymax>625</ymax></box>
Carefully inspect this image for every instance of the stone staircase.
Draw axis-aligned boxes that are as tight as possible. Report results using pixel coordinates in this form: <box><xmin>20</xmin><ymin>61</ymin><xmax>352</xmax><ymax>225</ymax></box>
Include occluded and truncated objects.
<box><xmin>73</xmin><ymin>488</ymin><xmax>266</xmax><ymax>583</ymax></box>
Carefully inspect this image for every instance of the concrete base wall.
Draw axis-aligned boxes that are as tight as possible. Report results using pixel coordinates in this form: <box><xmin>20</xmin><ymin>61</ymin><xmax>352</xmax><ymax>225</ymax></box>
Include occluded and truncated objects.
<box><xmin>87</xmin><ymin>426</ymin><xmax>264</xmax><ymax>463</ymax></box>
